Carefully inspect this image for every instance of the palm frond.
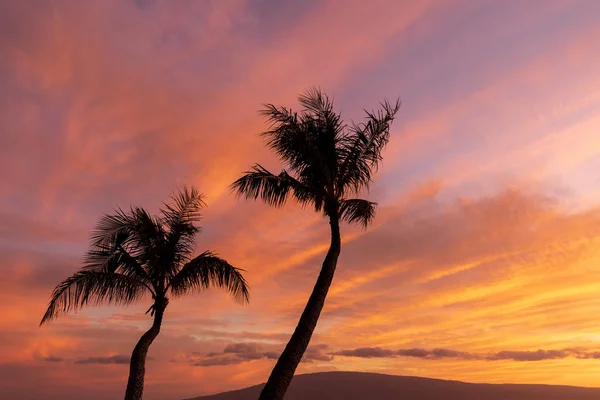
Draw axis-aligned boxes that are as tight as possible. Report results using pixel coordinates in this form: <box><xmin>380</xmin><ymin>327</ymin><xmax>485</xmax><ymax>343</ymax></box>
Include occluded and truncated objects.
<box><xmin>161</xmin><ymin>186</ymin><xmax>205</xmax><ymax>272</ymax></box>
<box><xmin>40</xmin><ymin>271</ymin><xmax>148</xmax><ymax>325</ymax></box>
<box><xmin>89</xmin><ymin>208</ymin><xmax>137</xmax><ymax>249</ymax></box>
<box><xmin>298</xmin><ymin>87</ymin><xmax>335</xmax><ymax>118</ymax></box>
<box><xmin>339</xmin><ymin>198</ymin><xmax>377</xmax><ymax>228</ymax></box>
<box><xmin>161</xmin><ymin>186</ymin><xmax>205</xmax><ymax>226</ymax></box>
<box><xmin>232</xmin><ymin>164</ymin><xmax>297</xmax><ymax>207</ymax></box>
<box><xmin>298</xmin><ymin>88</ymin><xmax>343</xmax><ymax>182</ymax></box>
<box><xmin>259</xmin><ymin>104</ymin><xmax>319</xmax><ymax>173</ymax></box>
<box><xmin>168</xmin><ymin>251</ymin><xmax>250</xmax><ymax>304</ymax></box>
<box><xmin>129</xmin><ymin>206</ymin><xmax>166</xmax><ymax>251</ymax></box>
<box><xmin>337</xmin><ymin>99</ymin><xmax>400</xmax><ymax>195</ymax></box>
<box><xmin>260</xmin><ymin>89</ymin><xmax>342</xmax><ymax>183</ymax></box>
<box><xmin>84</xmin><ymin>240</ymin><xmax>154</xmax><ymax>295</ymax></box>
<box><xmin>279</xmin><ymin>169</ymin><xmax>318</xmax><ymax>208</ymax></box>
<box><xmin>125</xmin><ymin>207</ymin><xmax>166</xmax><ymax>283</ymax></box>
<box><xmin>90</xmin><ymin>206</ymin><xmax>164</xmax><ymax>258</ymax></box>
<box><xmin>86</xmin><ymin>206</ymin><xmax>165</xmax><ymax>283</ymax></box>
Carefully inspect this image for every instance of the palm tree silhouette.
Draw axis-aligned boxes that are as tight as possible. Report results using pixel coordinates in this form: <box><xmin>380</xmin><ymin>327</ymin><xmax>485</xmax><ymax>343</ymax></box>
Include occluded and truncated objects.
<box><xmin>40</xmin><ymin>187</ymin><xmax>249</xmax><ymax>400</ymax></box>
<box><xmin>232</xmin><ymin>88</ymin><xmax>399</xmax><ymax>400</ymax></box>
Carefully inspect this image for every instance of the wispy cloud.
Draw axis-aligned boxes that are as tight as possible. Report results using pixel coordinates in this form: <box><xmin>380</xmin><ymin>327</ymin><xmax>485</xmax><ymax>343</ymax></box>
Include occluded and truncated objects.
<box><xmin>332</xmin><ymin>347</ymin><xmax>600</xmax><ymax>362</ymax></box>
<box><xmin>74</xmin><ymin>355</ymin><xmax>130</xmax><ymax>365</ymax></box>
<box><xmin>2</xmin><ymin>0</ymin><xmax>600</xmax><ymax>398</ymax></box>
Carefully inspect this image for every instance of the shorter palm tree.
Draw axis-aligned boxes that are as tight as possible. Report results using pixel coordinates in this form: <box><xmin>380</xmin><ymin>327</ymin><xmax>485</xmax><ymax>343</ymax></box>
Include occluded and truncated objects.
<box><xmin>40</xmin><ymin>187</ymin><xmax>249</xmax><ymax>400</ymax></box>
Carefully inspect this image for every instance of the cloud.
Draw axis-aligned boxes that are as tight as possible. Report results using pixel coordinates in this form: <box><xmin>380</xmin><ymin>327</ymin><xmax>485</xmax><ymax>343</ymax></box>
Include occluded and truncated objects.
<box><xmin>332</xmin><ymin>347</ymin><xmax>395</xmax><ymax>358</ymax></box>
<box><xmin>190</xmin><ymin>342</ymin><xmax>273</xmax><ymax>367</ymax></box>
<box><xmin>331</xmin><ymin>347</ymin><xmax>476</xmax><ymax>360</ymax></box>
<box><xmin>577</xmin><ymin>352</ymin><xmax>600</xmax><ymax>360</ymax></box>
<box><xmin>302</xmin><ymin>344</ymin><xmax>334</xmax><ymax>362</ymax></box>
<box><xmin>299</xmin><ymin>186</ymin><xmax>600</xmax><ymax>347</ymax></box>
<box><xmin>33</xmin><ymin>351</ymin><xmax>63</xmax><ymax>363</ymax></box>
<box><xmin>336</xmin><ymin>188</ymin><xmax>586</xmax><ymax>278</ymax></box>
<box><xmin>262</xmin><ymin>351</ymin><xmax>280</xmax><ymax>360</ymax></box>
<box><xmin>75</xmin><ymin>355</ymin><xmax>130</xmax><ymax>365</ymax></box>
<box><xmin>3</xmin><ymin>0</ymin><xmax>600</xmax><ymax>397</ymax></box>
<box><xmin>42</xmin><ymin>355</ymin><xmax>64</xmax><ymax>363</ymax></box>
<box><xmin>394</xmin><ymin>348</ymin><xmax>429</xmax><ymax>358</ymax></box>
<box><xmin>332</xmin><ymin>347</ymin><xmax>600</xmax><ymax>362</ymax></box>
<box><xmin>192</xmin><ymin>356</ymin><xmax>241</xmax><ymax>367</ymax></box>
<box><xmin>486</xmin><ymin>349</ymin><xmax>569</xmax><ymax>362</ymax></box>
<box><xmin>223</xmin><ymin>342</ymin><xmax>259</xmax><ymax>354</ymax></box>
<box><xmin>191</xmin><ymin>342</ymin><xmax>332</xmax><ymax>367</ymax></box>
<box><xmin>429</xmin><ymin>348</ymin><xmax>479</xmax><ymax>360</ymax></box>
<box><xmin>394</xmin><ymin>348</ymin><xmax>479</xmax><ymax>360</ymax></box>
<box><xmin>485</xmin><ymin>349</ymin><xmax>600</xmax><ymax>362</ymax></box>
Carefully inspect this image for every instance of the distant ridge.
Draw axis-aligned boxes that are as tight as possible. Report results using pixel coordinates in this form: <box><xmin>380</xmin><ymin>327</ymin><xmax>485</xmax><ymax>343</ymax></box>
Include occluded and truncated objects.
<box><xmin>186</xmin><ymin>371</ymin><xmax>600</xmax><ymax>400</ymax></box>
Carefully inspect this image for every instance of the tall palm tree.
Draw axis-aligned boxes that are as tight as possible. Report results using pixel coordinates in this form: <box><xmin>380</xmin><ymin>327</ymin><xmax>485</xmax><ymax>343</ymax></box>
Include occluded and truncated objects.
<box><xmin>40</xmin><ymin>187</ymin><xmax>249</xmax><ymax>400</ymax></box>
<box><xmin>232</xmin><ymin>88</ymin><xmax>399</xmax><ymax>400</ymax></box>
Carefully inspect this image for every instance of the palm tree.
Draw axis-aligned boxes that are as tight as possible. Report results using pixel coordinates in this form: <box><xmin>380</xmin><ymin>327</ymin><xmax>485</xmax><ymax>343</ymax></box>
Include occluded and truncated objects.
<box><xmin>40</xmin><ymin>187</ymin><xmax>249</xmax><ymax>400</ymax></box>
<box><xmin>232</xmin><ymin>88</ymin><xmax>399</xmax><ymax>400</ymax></box>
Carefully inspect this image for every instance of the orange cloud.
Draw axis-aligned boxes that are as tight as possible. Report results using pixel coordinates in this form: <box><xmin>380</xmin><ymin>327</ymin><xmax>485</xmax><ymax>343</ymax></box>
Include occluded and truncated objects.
<box><xmin>2</xmin><ymin>0</ymin><xmax>600</xmax><ymax>398</ymax></box>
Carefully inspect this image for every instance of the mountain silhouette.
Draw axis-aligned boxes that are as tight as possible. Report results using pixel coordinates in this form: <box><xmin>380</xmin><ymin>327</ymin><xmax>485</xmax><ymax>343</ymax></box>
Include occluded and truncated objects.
<box><xmin>186</xmin><ymin>371</ymin><xmax>600</xmax><ymax>400</ymax></box>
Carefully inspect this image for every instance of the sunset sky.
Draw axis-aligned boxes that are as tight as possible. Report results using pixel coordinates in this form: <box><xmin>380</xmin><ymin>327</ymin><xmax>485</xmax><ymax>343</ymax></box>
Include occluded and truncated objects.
<box><xmin>2</xmin><ymin>0</ymin><xmax>600</xmax><ymax>399</ymax></box>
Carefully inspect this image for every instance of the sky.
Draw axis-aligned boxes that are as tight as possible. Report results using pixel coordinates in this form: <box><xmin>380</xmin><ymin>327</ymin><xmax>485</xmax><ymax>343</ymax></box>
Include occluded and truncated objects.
<box><xmin>1</xmin><ymin>0</ymin><xmax>600</xmax><ymax>399</ymax></box>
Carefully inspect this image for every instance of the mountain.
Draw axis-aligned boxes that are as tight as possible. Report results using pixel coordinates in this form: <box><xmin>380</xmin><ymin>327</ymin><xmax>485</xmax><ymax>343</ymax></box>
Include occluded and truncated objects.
<box><xmin>186</xmin><ymin>371</ymin><xmax>600</xmax><ymax>400</ymax></box>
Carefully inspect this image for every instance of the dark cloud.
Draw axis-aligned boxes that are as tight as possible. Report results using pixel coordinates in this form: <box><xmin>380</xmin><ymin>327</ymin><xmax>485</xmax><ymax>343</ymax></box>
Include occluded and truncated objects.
<box><xmin>33</xmin><ymin>351</ymin><xmax>63</xmax><ymax>363</ymax></box>
<box><xmin>486</xmin><ymin>349</ymin><xmax>569</xmax><ymax>362</ymax></box>
<box><xmin>331</xmin><ymin>347</ymin><xmax>600</xmax><ymax>362</ymax></box>
<box><xmin>132</xmin><ymin>0</ymin><xmax>154</xmax><ymax>11</ymax></box>
<box><xmin>331</xmin><ymin>347</ymin><xmax>477</xmax><ymax>360</ymax></box>
<box><xmin>223</xmin><ymin>342</ymin><xmax>259</xmax><ymax>354</ymax></box>
<box><xmin>485</xmin><ymin>348</ymin><xmax>600</xmax><ymax>361</ymax></box>
<box><xmin>192</xmin><ymin>356</ymin><xmax>240</xmax><ymax>367</ymax></box>
<box><xmin>430</xmin><ymin>348</ymin><xmax>479</xmax><ymax>360</ymax></box>
<box><xmin>262</xmin><ymin>351</ymin><xmax>280</xmax><ymax>360</ymax></box>
<box><xmin>302</xmin><ymin>344</ymin><xmax>333</xmax><ymax>362</ymax></box>
<box><xmin>395</xmin><ymin>348</ymin><xmax>429</xmax><ymax>358</ymax></box>
<box><xmin>236</xmin><ymin>352</ymin><xmax>266</xmax><ymax>361</ymax></box>
<box><xmin>332</xmin><ymin>347</ymin><xmax>395</xmax><ymax>358</ymax></box>
<box><xmin>42</xmin><ymin>355</ymin><xmax>64</xmax><ymax>363</ymax></box>
<box><xmin>75</xmin><ymin>355</ymin><xmax>130</xmax><ymax>365</ymax></box>
<box><xmin>190</xmin><ymin>342</ymin><xmax>272</xmax><ymax>367</ymax></box>
<box><xmin>393</xmin><ymin>347</ymin><xmax>479</xmax><ymax>360</ymax></box>
<box><xmin>223</xmin><ymin>342</ymin><xmax>267</xmax><ymax>361</ymax></box>
<box><xmin>578</xmin><ymin>351</ymin><xmax>600</xmax><ymax>359</ymax></box>
<box><xmin>191</xmin><ymin>343</ymin><xmax>332</xmax><ymax>367</ymax></box>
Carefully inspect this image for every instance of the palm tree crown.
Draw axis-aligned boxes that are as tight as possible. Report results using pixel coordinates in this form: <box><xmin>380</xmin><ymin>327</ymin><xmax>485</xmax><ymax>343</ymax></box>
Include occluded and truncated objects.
<box><xmin>41</xmin><ymin>186</ymin><xmax>248</xmax><ymax>325</ymax></box>
<box><xmin>233</xmin><ymin>88</ymin><xmax>399</xmax><ymax>225</ymax></box>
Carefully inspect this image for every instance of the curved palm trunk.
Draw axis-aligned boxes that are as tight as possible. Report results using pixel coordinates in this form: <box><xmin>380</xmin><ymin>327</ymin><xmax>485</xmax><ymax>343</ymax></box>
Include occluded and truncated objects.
<box><xmin>124</xmin><ymin>302</ymin><xmax>165</xmax><ymax>400</ymax></box>
<box><xmin>258</xmin><ymin>216</ymin><xmax>341</xmax><ymax>400</ymax></box>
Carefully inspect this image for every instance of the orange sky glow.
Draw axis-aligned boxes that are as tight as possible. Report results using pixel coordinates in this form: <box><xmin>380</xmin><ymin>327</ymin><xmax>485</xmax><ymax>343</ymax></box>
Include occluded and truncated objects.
<box><xmin>1</xmin><ymin>1</ymin><xmax>600</xmax><ymax>399</ymax></box>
